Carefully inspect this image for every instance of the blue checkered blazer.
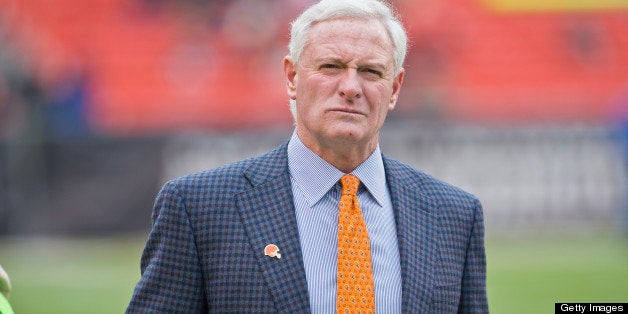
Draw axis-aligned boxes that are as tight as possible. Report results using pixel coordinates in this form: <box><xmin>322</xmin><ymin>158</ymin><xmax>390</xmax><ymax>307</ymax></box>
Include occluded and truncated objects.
<box><xmin>127</xmin><ymin>142</ymin><xmax>488</xmax><ymax>313</ymax></box>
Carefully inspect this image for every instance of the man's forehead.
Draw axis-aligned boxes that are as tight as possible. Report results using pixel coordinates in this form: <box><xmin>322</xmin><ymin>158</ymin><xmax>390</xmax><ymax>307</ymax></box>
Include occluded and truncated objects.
<box><xmin>309</xmin><ymin>18</ymin><xmax>390</xmax><ymax>41</ymax></box>
<box><xmin>306</xmin><ymin>18</ymin><xmax>393</xmax><ymax>53</ymax></box>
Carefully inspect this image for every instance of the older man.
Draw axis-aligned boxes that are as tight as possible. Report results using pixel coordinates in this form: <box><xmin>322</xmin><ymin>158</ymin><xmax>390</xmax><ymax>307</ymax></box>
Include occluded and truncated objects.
<box><xmin>127</xmin><ymin>0</ymin><xmax>488</xmax><ymax>313</ymax></box>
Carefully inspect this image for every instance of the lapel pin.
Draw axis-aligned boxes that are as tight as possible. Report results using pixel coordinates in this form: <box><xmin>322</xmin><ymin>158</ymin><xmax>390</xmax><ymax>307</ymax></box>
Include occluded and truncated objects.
<box><xmin>264</xmin><ymin>244</ymin><xmax>281</xmax><ymax>259</ymax></box>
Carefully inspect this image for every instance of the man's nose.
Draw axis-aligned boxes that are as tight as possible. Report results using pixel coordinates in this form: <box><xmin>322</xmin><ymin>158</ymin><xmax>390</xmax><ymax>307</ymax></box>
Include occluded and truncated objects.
<box><xmin>338</xmin><ymin>69</ymin><xmax>362</xmax><ymax>100</ymax></box>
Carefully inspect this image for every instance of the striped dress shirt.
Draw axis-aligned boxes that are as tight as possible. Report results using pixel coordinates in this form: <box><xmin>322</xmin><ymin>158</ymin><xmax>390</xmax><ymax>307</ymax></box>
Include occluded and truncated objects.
<box><xmin>287</xmin><ymin>132</ymin><xmax>402</xmax><ymax>313</ymax></box>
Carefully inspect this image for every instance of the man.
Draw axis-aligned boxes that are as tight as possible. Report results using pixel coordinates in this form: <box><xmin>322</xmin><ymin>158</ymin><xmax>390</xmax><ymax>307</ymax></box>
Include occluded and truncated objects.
<box><xmin>127</xmin><ymin>0</ymin><xmax>488</xmax><ymax>313</ymax></box>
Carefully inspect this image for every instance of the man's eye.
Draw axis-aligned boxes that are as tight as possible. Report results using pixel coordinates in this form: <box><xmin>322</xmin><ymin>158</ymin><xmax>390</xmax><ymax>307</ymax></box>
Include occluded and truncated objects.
<box><xmin>320</xmin><ymin>64</ymin><xmax>340</xmax><ymax>69</ymax></box>
<box><xmin>362</xmin><ymin>68</ymin><xmax>382</xmax><ymax>77</ymax></box>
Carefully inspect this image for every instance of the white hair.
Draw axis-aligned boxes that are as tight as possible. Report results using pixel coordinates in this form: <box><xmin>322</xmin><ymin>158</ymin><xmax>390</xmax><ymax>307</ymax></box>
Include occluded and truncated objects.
<box><xmin>287</xmin><ymin>0</ymin><xmax>408</xmax><ymax>120</ymax></box>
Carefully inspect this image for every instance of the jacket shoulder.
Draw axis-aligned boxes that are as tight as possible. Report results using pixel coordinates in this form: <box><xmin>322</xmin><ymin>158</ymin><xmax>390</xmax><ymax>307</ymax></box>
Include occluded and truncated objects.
<box><xmin>383</xmin><ymin>156</ymin><xmax>480</xmax><ymax>206</ymax></box>
<box><xmin>163</xmin><ymin>142</ymin><xmax>288</xmax><ymax>196</ymax></box>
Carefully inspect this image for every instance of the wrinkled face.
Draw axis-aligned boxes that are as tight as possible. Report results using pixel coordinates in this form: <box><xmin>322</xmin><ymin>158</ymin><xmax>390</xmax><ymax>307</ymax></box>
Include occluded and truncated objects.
<box><xmin>284</xmin><ymin>18</ymin><xmax>404</xmax><ymax>151</ymax></box>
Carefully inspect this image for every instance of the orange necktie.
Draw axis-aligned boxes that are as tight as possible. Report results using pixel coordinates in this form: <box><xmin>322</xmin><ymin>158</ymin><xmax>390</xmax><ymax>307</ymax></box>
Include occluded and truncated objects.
<box><xmin>337</xmin><ymin>174</ymin><xmax>375</xmax><ymax>313</ymax></box>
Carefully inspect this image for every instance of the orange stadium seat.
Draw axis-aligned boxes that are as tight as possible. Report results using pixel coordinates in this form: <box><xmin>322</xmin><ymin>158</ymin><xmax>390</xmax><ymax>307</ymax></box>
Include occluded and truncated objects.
<box><xmin>2</xmin><ymin>0</ymin><xmax>627</xmax><ymax>133</ymax></box>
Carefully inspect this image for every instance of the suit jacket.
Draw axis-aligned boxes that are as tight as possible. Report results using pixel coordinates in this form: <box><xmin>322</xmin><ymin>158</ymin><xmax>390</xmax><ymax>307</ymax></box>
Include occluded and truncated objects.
<box><xmin>127</xmin><ymin>142</ymin><xmax>488</xmax><ymax>313</ymax></box>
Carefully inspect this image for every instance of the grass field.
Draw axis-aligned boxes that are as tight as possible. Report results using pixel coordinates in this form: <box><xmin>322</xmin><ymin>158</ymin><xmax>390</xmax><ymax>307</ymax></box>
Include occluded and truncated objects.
<box><xmin>486</xmin><ymin>234</ymin><xmax>628</xmax><ymax>313</ymax></box>
<box><xmin>0</xmin><ymin>233</ymin><xmax>626</xmax><ymax>313</ymax></box>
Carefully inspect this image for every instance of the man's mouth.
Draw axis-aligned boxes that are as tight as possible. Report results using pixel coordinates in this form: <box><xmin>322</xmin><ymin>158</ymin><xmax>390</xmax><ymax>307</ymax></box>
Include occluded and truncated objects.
<box><xmin>328</xmin><ymin>108</ymin><xmax>364</xmax><ymax>116</ymax></box>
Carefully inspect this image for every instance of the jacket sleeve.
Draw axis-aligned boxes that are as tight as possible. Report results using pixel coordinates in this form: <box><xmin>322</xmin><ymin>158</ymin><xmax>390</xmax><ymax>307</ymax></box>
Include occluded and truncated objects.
<box><xmin>126</xmin><ymin>181</ymin><xmax>207</xmax><ymax>313</ymax></box>
<box><xmin>458</xmin><ymin>198</ymin><xmax>489</xmax><ymax>313</ymax></box>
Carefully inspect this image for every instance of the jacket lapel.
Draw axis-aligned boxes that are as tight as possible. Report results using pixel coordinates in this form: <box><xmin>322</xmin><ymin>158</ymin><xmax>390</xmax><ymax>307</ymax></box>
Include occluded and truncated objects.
<box><xmin>384</xmin><ymin>158</ymin><xmax>439</xmax><ymax>313</ymax></box>
<box><xmin>236</xmin><ymin>144</ymin><xmax>311</xmax><ymax>313</ymax></box>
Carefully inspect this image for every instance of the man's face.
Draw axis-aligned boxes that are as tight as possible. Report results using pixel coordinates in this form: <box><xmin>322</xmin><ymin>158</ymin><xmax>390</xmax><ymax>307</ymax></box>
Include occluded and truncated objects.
<box><xmin>284</xmin><ymin>18</ymin><xmax>404</xmax><ymax>153</ymax></box>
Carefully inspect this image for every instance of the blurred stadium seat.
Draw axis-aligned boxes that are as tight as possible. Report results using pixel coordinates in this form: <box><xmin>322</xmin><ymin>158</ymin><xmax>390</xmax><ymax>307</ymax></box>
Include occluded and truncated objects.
<box><xmin>1</xmin><ymin>0</ymin><xmax>626</xmax><ymax>133</ymax></box>
<box><xmin>0</xmin><ymin>0</ymin><xmax>626</xmax><ymax>235</ymax></box>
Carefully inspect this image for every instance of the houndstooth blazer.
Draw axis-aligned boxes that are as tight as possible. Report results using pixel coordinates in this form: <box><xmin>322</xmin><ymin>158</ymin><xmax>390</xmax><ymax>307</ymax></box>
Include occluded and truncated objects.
<box><xmin>126</xmin><ymin>142</ymin><xmax>488</xmax><ymax>313</ymax></box>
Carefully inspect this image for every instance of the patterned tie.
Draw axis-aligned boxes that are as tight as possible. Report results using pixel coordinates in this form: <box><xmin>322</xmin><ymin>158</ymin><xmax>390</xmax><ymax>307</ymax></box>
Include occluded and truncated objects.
<box><xmin>337</xmin><ymin>174</ymin><xmax>375</xmax><ymax>313</ymax></box>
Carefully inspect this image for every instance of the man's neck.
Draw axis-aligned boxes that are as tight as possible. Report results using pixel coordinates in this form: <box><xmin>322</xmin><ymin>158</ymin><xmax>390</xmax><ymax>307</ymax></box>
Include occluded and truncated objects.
<box><xmin>297</xmin><ymin>131</ymin><xmax>378</xmax><ymax>173</ymax></box>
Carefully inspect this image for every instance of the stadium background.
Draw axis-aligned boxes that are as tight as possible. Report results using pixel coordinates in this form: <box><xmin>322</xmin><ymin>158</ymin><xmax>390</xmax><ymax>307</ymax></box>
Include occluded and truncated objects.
<box><xmin>0</xmin><ymin>0</ymin><xmax>627</xmax><ymax>312</ymax></box>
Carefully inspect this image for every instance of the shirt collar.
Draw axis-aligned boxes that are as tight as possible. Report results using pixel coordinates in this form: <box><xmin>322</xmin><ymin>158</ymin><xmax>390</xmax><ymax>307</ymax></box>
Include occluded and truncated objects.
<box><xmin>287</xmin><ymin>131</ymin><xmax>387</xmax><ymax>207</ymax></box>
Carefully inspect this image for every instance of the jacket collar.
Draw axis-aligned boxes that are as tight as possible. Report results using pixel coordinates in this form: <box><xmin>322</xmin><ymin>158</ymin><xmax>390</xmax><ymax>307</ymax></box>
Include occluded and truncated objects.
<box><xmin>384</xmin><ymin>157</ymin><xmax>439</xmax><ymax>313</ymax></box>
<box><xmin>237</xmin><ymin>142</ymin><xmax>311</xmax><ymax>313</ymax></box>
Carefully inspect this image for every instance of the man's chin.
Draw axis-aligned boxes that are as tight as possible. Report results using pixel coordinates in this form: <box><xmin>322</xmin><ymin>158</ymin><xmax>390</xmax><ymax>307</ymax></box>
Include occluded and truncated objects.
<box><xmin>322</xmin><ymin>127</ymin><xmax>374</xmax><ymax>147</ymax></box>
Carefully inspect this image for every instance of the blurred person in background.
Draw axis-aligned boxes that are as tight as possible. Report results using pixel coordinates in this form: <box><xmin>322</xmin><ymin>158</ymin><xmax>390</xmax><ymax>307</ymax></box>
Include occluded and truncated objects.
<box><xmin>0</xmin><ymin>265</ymin><xmax>14</xmax><ymax>314</ymax></box>
<box><xmin>0</xmin><ymin>19</ymin><xmax>40</xmax><ymax>140</ymax></box>
<box><xmin>127</xmin><ymin>0</ymin><xmax>487</xmax><ymax>312</ymax></box>
<box><xmin>613</xmin><ymin>91</ymin><xmax>628</xmax><ymax>237</ymax></box>
<box><xmin>0</xmin><ymin>11</ymin><xmax>48</xmax><ymax>235</ymax></box>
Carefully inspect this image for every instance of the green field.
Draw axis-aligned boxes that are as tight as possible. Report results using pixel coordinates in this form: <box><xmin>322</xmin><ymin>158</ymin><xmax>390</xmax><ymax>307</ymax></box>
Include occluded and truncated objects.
<box><xmin>0</xmin><ymin>233</ymin><xmax>626</xmax><ymax>313</ymax></box>
<box><xmin>487</xmin><ymin>234</ymin><xmax>628</xmax><ymax>313</ymax></box>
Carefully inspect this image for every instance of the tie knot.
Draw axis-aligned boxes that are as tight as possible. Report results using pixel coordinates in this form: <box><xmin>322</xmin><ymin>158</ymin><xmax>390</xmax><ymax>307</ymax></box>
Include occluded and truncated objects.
<box><xmin>340</xmin><ymin>174</ymin><xmax>360</xmax><ymax>196</ymax></box>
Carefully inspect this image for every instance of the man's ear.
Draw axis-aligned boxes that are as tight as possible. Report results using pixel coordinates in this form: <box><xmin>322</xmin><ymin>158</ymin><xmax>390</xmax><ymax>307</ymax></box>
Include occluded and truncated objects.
<box><xmin>284</xmin><ymin>56</ymin><xmax>297</xmax><ymax>100</ymax></box>
<box><xmin>388</xmin><ymin>68</ymin><xmax>405</xmax><ymax>111</ymax></box>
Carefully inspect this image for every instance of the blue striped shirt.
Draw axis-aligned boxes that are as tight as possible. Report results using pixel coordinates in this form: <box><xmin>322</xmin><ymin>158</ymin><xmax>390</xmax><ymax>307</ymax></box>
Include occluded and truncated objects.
<box><xmin>287</xmin><ymin>132</ymin><xmax>402</xmax><ymax>313</ymax></box>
